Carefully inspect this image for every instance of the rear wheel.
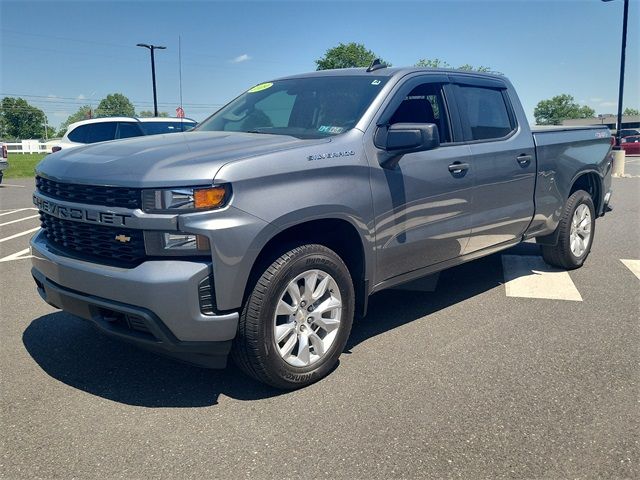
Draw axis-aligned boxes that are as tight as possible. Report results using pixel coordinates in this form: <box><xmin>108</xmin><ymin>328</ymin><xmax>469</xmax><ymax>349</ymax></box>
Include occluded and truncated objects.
<box><xmin>541</xmin><ymin>189</ymin><xmax>595</xmax><ymax>269</ymax></box>
<box><xmin>232</xmin><ymin>244</ymin><xmax>354</xmax><ymax>389</ymax></box>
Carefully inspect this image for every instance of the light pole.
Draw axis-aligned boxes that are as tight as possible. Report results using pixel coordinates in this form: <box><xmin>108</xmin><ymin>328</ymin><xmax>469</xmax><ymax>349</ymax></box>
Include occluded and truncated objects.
<box><xmin>136</xmin><ymin>43</ymin><xmax>166</xmax><ymax>117</ymax></box>
<box><xmin>602</xmin><ymin>0</ymin><xmax>629</xmax><ymax>148</ymax></box>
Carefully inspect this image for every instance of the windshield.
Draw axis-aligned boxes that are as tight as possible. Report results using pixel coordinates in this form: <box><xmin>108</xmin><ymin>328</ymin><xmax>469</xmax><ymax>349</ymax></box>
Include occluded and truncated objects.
<box><xmin>196</xmin><ymin>76</ymin><xmax>389</xmax><ymax>139</ymax></box>
<box><xmin>139</xmin><ymin>121</ymin><xmax>196</xmax><ymax>135</ymax></box>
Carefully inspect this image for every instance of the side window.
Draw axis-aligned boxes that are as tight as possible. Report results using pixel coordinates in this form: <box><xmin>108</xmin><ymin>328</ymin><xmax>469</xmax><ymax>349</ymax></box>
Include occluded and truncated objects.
<box><xmin>116</xmin><ymin>122</ymin><xmax>144</xmax><ymax>139</ymax></box>
<box><xmin>67</xmin><ymin>125</ymin><xmax>89</xmax><ymax>143</ymax></box>
<box><xmin>388</xmin><ymin>83</ymin><xmax>452</xmax><ymax>143</ymax></box>
<box><xmin>456</xmin><ymin>86</ymin><xmax>515</xmax><ymax>141</ymax></box>
<box><xmin>84</xmin><ymin>122</ymin><xmax>117</xmax><ymax>144</ymax></box>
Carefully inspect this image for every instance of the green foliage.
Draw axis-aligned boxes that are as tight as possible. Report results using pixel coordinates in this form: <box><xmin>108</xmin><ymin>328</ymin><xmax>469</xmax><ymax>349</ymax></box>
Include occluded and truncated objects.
<box><xmin>623</xmin><ymin>107</ymin><xmax>639</xmax><ymax>116</ymax></box>
<box><xmin>0</xmin><ymin>97</ymin><xmax>48</xmax><ymax>140</ymax></box>
<box><xmin>316</xmin><ymin>42</ymin><xmax>390</xmax><ymax>70</ymax></box>
<box><xmin>138</xmin><ymin>110</ymin><xmax>169</xmax><ymax>117</ymax></box>
<box><xmin>534</xmin><ymin>94</ymin><xmax>595</xmax><ymax>125</ymax></box>
<box><xmin>415</xmin><ymin>59</ymin><xmax>494</xmax><ymax>73</ymax></box>
<box><xmin>4</xmin><ymin>153</ymin><xmax>47</xmax><ymax>179</ymax></box>
<box><xmin>57</xmin><ymin>105</ymin><xmax>93</xmax><ymax>136</ymax></box>
<box><xmin>95</xmin><ymin>93</ymin><xmax>135</xmax><ymax>118</ymax></box>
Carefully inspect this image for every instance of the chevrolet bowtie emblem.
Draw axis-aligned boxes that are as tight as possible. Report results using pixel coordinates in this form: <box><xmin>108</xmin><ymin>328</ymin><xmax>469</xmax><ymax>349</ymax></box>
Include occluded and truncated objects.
<box><xmin>114</xmin><ymin>234</ymin><xmax>131</xmax><ymax>243</ymax></box>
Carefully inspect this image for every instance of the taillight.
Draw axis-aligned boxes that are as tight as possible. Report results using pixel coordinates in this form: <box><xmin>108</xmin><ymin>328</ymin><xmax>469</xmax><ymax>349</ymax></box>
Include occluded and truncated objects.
<box><xmin>1</xmin><ymin>145</ymin><xmax>7</xmax><ymax>159</ymax></box>
<box><xmin>51</xmin><ymin>146</ymin><xmax>62</xmax><ymax>153</ymax></box>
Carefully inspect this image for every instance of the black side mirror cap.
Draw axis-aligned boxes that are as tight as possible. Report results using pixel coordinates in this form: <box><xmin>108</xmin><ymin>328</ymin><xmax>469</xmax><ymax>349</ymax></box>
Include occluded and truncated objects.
<box><xmin>375</xmin><ymin>123</ymin><xmax>440</xmax><ymax>168</ymax></box>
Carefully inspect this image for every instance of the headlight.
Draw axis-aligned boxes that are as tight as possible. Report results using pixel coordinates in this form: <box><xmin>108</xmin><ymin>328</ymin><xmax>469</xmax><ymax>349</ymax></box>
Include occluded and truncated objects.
<box><xmin>144</xmin><ymin>231</ymin><xmax>211</xmax><ymax>256</ymax></box>
<box><xmin>142</xmin><ymin>185</ymin><xmax>229</xmax><ymax>212</ymax></box>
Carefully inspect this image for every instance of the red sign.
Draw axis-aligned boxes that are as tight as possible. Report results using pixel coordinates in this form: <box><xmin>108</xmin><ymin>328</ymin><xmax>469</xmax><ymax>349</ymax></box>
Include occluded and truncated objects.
<box><xmin>176</xmin><ymin>106</ymin><xmax>185</xmax><ymax>118</ymax></box>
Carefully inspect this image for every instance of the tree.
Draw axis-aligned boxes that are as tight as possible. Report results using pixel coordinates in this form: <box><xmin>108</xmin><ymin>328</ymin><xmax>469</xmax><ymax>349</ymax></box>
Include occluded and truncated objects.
<box><xmin>138</xmin><ymin>110</ymin><xmax>169</xmax><ymax>118</ymax></box>
<box><xmin>623</xmin><ymin>107</ymin><xmax>639</xmax><ymax>116</ymax></box>
<box><xmin>0</xmin><ymin>97</ymin><xmax>48</xmax><ymax>140</ymax></box>
<box><xmin>57</xmin><ymin>105</ymin><xmax>93</xmax><ymax>136</ymax></box>
<box><xmin>534</xmin><ymin>94</ymin><xmax>595</xmax><ymax>125</ymax></box>
<box><xmin>315</xmin><ymin>42</ymin><xmax>390</xmax><ymax>70</ymax></box>
<box><xmin>95</xmin><ymin>93</ymin><xmax>135</xmax><ymax>117</ymax></box>
<box><xmin>415</xmin><ymin>59</ymin><xmax>494</xmax><ymax>73</ymax></box>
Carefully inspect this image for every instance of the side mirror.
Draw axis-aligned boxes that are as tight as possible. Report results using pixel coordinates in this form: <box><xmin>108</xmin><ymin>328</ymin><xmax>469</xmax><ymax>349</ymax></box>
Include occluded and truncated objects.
<box><xmin>375</xmin><ymin>123</ymin><xmax>440</xmax><ymax>168</ymax></box>
<box><xmin>385</xmin><ymin>123</ymin><xmax>440</xmax><ymax>153</ymax></box>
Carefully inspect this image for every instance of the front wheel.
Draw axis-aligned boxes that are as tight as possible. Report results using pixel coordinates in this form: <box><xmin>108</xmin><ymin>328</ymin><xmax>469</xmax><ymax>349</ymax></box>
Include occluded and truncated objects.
<box><xmin>232</xmin><ymin>244</ymin><xmax>354</xmax><ymax>389</ymax></box>
<box><xmin>541</xmin><ymin>189</ymin><xmax>595</xmax><ymax>269</ymax></box>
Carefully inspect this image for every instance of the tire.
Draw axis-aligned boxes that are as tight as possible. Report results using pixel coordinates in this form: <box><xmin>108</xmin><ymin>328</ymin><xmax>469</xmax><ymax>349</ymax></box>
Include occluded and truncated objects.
<box><xmin>541</xmin><ymin>189</ymin><xmax>595</xmax><ymax>270</ymax></box>
<box><xmin>0</xmin><ymin>172</ymin><xmax>3</xmax><ymax>184</ymax></box>
<box><xmin>232</xmin><ymin>244</ymin><xmax>355</xmax><ymax>389</ymax></box>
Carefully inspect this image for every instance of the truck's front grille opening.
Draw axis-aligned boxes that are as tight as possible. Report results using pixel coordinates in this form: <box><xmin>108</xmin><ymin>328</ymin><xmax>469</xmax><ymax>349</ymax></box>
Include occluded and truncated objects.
<box><xmin>36</xmin><ymin>176</ymin><xmax>142</xmax><ymax>209</ymax></box>
<box><xmin>39</xmin><ymin>212</ymin><xmax>146</xmax><ymax>266</ymax></box>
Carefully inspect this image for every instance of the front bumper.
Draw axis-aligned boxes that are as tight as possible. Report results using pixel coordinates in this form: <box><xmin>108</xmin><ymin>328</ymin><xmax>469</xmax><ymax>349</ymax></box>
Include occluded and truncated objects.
<box><xmin>31</xmin><ymin>230</ymin><xmax>239</xmax><ymax>367</ymax></box>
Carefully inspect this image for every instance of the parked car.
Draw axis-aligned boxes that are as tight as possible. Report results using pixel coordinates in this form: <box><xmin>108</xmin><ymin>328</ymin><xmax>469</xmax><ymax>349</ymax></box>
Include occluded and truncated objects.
<box><xmin>620</xmin><ymin>135</ymin><xmax>640</xmax><ymax>155</ymax></box>
<box><xmin>32</xmin><ymin>66</ymin><xmax>613</xmax><ymax>389</ymax></box>
<box><xmin>138</xmin><ymin>117</ymin><xmax>197</xmax><ymax>135</ymax></box>
<box><xmin>0</xmin><ymin>142</ymin><xmax>8</xmax><ymax>184</ymax></box>
<box><xmin>53</xmin><ymin>117</ymin><xmax>196</xmax><ymax>152</ymax></box>
<box><xmin>614</xmin><ymin>128</ymin><xmax>640</xmax><ymax>146</ymax></box>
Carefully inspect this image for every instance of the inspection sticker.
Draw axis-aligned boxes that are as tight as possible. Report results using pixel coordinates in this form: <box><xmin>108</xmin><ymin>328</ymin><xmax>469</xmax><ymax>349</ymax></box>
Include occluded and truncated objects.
<box><xmin>247</xmin><ymin>82</ymin><xmax>273</xmax><ymax>93</ymax></box>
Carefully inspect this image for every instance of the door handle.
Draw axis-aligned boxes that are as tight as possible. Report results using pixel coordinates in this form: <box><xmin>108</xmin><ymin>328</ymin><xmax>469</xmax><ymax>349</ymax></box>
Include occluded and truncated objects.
<box><xmin>516</xmin><ymin>154</ymin><xmax>532</xmax><ymax>167</ymax></box>
<box><xmin>448</xmin><ymin>162</ymin><xmax>470</xmax><ymax>176</ymax></box>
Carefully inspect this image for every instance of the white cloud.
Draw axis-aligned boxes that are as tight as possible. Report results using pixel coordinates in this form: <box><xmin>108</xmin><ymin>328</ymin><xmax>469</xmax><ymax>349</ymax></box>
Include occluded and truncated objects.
<box><xmin>231</xmin><ymin>54</ymin><xmax>251</xmax><ymax>63</ymax></box>
<box><xmin>76</xmin><ymin>94</ymin><xmax>86</xmax><ymax>100</ymax></box>
<box><xmin>47</xmin><ymin>94</ymin><xmax>58</xmax><ymax>98</ymax></box>
<box><xmin>589</xmin><ymin>97</ymin><xmax>603</xmax><ymax>103</ymax></box>
<box><xmin>599</xmin><ymin>101</ymin><xmax>617</xmax><ymax>108</ymax></box>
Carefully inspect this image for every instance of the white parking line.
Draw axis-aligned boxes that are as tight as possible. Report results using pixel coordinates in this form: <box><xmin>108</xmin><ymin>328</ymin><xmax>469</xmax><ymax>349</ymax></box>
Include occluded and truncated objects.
<box><xmin>0</xmin><ymin>184</ymin><xmax>26</xmax><ymax>188</ymax></box>
<box><xmin>0</xmin><ymin>248</ymin><xmax>33</xmax><ymax>262</ymax></box>
<box><xmin>0</xmin><ymin>208</ymin><xmax>37</xmax><ymax>217</ymax></box>
<box><xmin>0</xmin><ymin>227</ymin><xmax>40</xmax><ymax>243</ymax></box>
<box><xmin>0</xmin><ymin>214</ymin><xmax>40</xmax><ymax>227</ymax></box>
<box><xmin>620</xmin><ymin>259</ymin><xmax>640</xmax><ymax>280</ymax></box>
<box><xmin>502</xmin><ymin>255</ymin><xmax>582</xmax><ymax>301</ymax></box>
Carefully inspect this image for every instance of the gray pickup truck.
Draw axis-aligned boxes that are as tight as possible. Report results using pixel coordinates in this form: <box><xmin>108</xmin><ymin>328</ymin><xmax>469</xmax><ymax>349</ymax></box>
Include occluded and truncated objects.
<box><xmin>31</xmin><ymin>66</ymin><xmax>613</xmax><ymax>389</ymax></box>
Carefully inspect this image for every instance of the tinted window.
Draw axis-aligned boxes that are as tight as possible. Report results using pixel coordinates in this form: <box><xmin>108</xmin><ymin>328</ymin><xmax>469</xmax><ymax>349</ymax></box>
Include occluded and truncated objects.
<box><xmin>197</xmin><ymin>76</ymin><xmax>389</xmax><ymax>139</ymax></box>
<box><xmin>84</xmin><ymin>122</ymin><xmax>117</xmax><ymax>143</ymax></box>
<box><xmin>457</xmin><ymin>86</ymin><xmax>515</xmax><ymax>141</ymax></box>
<box><xmin>67</xmin><ymin>125</ymin><xmax>89</xmax><ymax>143</ymax></box>
<box><xmin>116</xmin><ymin>122</ymin><xmax>144</xmax><ymax>139</ymax></box>
<box><xmin>139</xmin><ymin>121</ymin><xmax>197</xmax><ymax>135</ymax></box>
<box><xmin>388</xmin><ymin>83</ymin><xmax>452</xmax><ymax>143</ymax></box>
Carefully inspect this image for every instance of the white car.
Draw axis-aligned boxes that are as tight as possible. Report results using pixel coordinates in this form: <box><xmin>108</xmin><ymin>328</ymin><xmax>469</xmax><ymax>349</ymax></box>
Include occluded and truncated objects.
<box><xmin>52</xmin><ymin>117</ymin><xmax>197</xmax><ymax>152</ymax></box>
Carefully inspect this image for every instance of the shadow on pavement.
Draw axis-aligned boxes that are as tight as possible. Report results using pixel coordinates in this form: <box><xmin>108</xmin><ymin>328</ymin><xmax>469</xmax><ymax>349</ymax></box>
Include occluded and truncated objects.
<box><xmin>23</xmin><ymin>245</ymin><xmax>540</xmax><ymax>408</ymax></box>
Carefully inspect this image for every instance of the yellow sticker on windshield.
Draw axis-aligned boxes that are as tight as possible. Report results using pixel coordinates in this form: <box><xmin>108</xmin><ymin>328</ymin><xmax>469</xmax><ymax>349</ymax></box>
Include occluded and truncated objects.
<box><xmin>247</xmin><ymin>82</ymin><xmax>273</xmax><ymax>93</ymax></box>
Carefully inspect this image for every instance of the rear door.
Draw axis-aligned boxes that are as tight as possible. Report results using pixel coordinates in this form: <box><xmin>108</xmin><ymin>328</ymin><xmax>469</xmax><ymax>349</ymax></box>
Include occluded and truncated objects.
<box><xmin>452</xmin><ymin>76</ymin><xmax>536</xmax><ymax>252</ymax></box>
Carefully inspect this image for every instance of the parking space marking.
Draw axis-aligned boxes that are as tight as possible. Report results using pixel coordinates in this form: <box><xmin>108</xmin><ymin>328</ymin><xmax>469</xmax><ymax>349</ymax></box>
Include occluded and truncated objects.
<box><xmin>0</xmin><ymin>248</ymin><xmax>33</xmax><ymax>262</ymax></box>
<box><xmin>0</xmin><ymin>214</ymin><xmax>40</xmax><ymax>227</ymax></box>
<box><xmin>0</xmin><ymin>184</ymin><xmax>26</xmax><ymax>188</ymax></box>
<box><xmin>620</xmin><ymin>259</ymin><xmax>640</xmax><ymax>280</ymax></box>
<box><xmin>0</xmin><ymin>227</ymin><xmax>40</xmax><ymax>243</ymax></box>
<box><xmin>502</xmin><ymin>255</ymin><xmax>582</xmax><ymax>301</ymax></box>
<box><xmin>0</xmin><ymin>208</ymin><xmax>37</xmax><ymax>217</ymax></box>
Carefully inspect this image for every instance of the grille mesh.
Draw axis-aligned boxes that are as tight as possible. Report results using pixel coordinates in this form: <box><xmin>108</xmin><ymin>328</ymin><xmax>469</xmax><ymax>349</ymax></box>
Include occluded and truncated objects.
<box><xmin>36</xmin><ymin>176</ymin><xmax>142</xmax><ymax>209</ymax></box>
<box><xmin>40</xmin><ymin>213</ymin><xmax>146</xmax><ymax>265</ymax></box>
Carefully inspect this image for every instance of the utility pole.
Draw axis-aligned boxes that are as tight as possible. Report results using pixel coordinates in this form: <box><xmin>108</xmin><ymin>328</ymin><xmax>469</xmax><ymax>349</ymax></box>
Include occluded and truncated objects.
<box><xmin>136</xmin><ymin>43</ymin><xmax>167</xmax><ymax>117</ymax></box>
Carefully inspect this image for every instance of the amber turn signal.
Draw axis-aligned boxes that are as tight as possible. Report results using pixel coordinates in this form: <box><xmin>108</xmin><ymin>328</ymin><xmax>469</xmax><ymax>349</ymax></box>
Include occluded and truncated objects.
<box><xmin>194</xmin><ymin>186</ymin><xmax>226</xmax><ymax>209</ymax></box>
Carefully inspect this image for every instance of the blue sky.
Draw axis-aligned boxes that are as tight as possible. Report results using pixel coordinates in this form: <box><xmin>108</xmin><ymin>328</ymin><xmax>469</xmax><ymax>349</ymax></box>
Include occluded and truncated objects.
<box><xmin>1</xmin><ymin>0</ymin><xmax>638</xmax><ymax>129</ymax></box>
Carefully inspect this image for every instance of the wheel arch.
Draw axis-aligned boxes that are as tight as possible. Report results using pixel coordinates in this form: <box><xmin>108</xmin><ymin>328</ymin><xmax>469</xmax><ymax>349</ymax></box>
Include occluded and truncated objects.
<box><xmin>569</xmin><ymin>170</ymin><xmax>603</xmax><ymax>215</ymax></box>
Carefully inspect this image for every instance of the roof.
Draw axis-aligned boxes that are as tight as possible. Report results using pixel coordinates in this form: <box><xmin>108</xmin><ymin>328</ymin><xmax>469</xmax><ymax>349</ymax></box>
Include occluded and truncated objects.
<box><xmin>137</xmin><ymin>117</ymin><xmax>196</xmax><ymax>123</ymax></box>
<box><xmin>67</xmin><ymin>116</ymin><xmax>139</xmax><ymax>129</ymax></box>
<box><xmin>274</xmin><ymin>66</ymin><xmax>506</xmax><ymax>82</ymax></box>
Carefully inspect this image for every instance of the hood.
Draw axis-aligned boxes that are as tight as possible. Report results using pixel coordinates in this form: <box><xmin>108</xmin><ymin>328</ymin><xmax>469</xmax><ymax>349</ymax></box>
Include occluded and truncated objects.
<box><xmin>36</xmin><ymin>131</ymin><xmax>328</xmax><ymax>188</ymax></box>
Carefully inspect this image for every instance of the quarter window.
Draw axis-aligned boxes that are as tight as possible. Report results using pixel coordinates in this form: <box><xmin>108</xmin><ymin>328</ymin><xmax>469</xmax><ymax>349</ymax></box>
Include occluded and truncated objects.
<box><xmin>457</xmin><ymin>86</ymin><xmax>515</xmax><ymax>141</ymax></box>
<box><xmin>84</xmin><ymin>122</ymin><xmax>117</xmax><ymax>143</ymax></box>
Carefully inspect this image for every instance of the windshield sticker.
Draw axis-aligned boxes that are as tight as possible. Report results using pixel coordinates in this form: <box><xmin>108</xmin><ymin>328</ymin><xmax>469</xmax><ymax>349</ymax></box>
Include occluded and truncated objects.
<box><xmin>371</xmin><ymin>79</ymin><xmax>381</xmax><ymax>85</ymax></box>
<box><xmin>318</xmin><ymin>125</ymin><xmax>344</xmax><ymax>134</ymax></box>
<box><xmin>247</xmin><ymin>82</ymin><xmax>273</xmax><ymax>93</ymax></box>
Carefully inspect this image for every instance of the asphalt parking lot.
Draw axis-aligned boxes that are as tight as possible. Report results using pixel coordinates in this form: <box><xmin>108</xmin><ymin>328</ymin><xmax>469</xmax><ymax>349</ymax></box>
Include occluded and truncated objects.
<box><xmin>1</xmin><ymin>175</ymin><xmax>638</xmax><ymax>479</ymax></box>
